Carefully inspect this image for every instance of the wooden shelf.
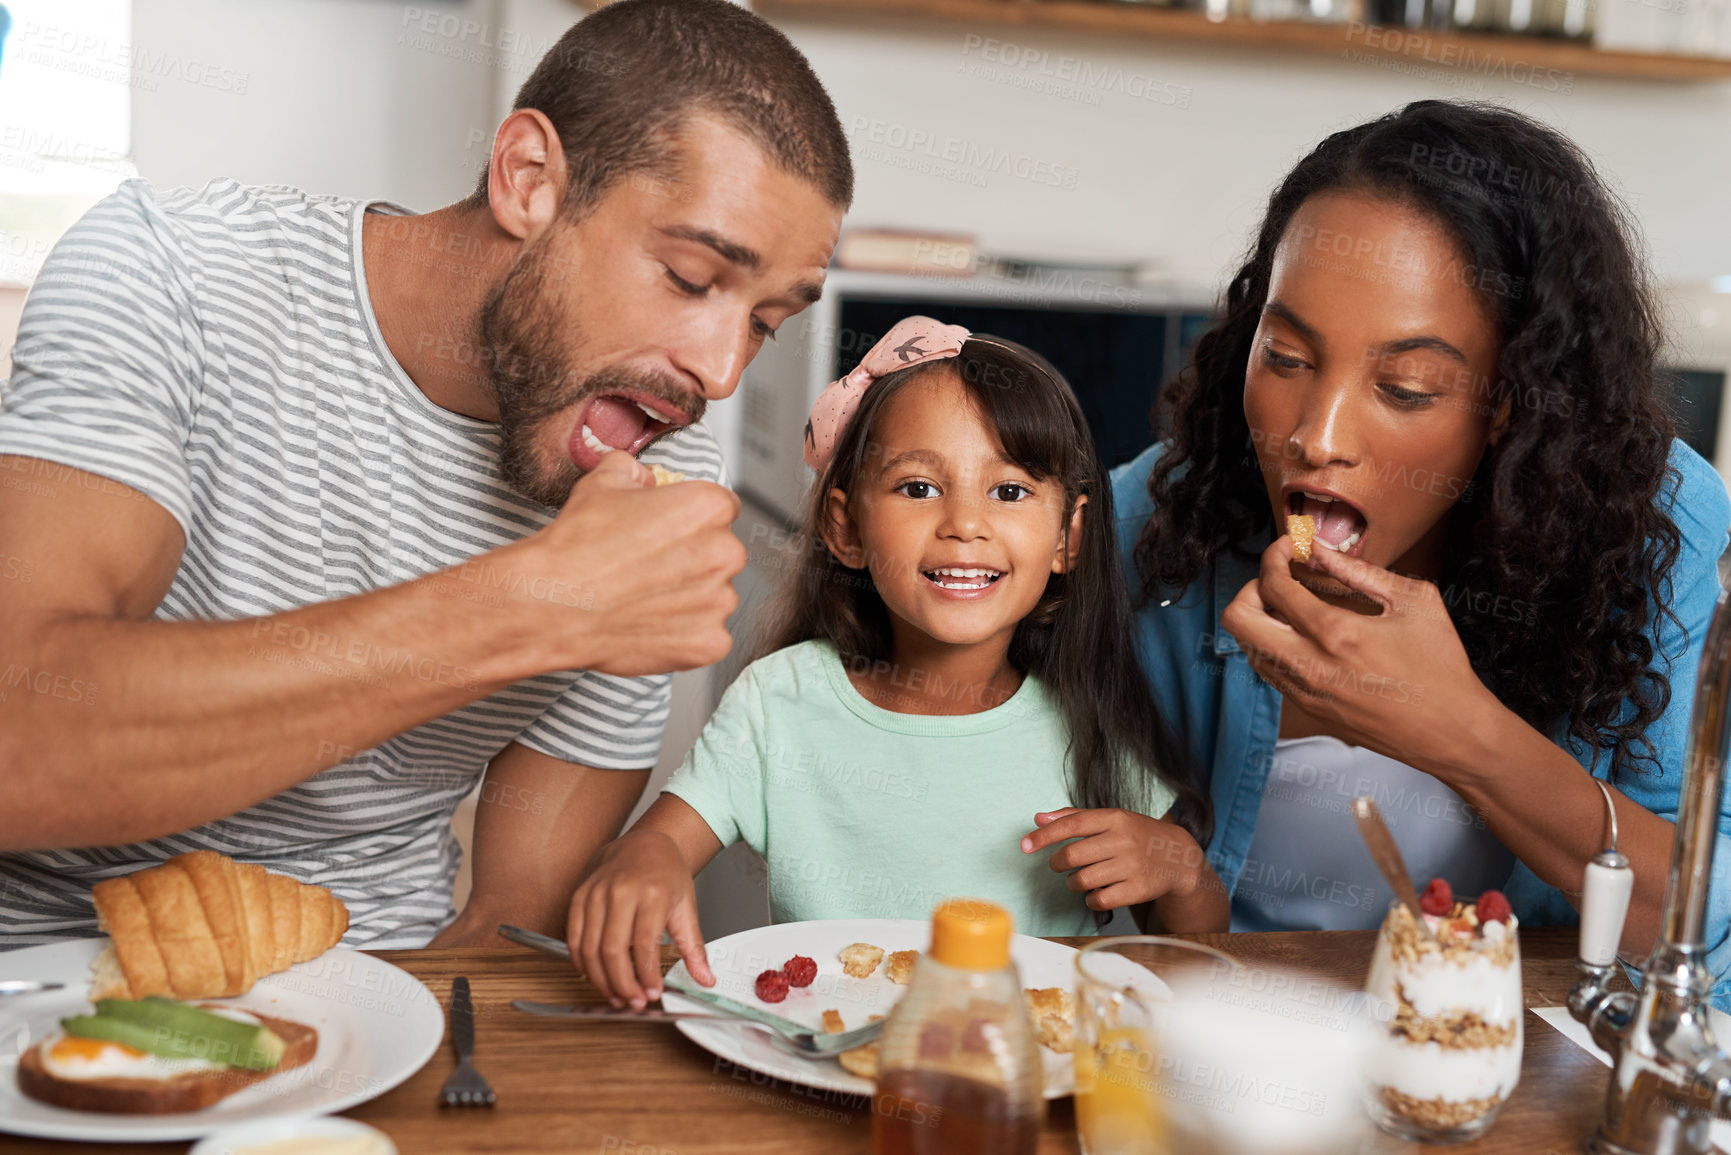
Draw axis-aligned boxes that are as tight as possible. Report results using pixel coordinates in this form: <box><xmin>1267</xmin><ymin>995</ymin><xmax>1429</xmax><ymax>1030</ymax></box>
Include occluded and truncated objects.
<box><xmin>758</xmin><ymin>0</ymin><xmax>1731</xmax><ymax>81</ymax></box>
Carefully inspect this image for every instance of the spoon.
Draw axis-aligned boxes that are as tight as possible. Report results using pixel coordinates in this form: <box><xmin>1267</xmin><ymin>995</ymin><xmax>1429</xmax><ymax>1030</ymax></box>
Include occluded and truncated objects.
<box><xmin>0</xmin><ymin>980</ymin><xmax>64</xmax><ymax>997</ymax></box>
<box><xmin>1351</xmin><ymin>796</ymin><xmax>1436</xmax><ymax>938</ymax></box>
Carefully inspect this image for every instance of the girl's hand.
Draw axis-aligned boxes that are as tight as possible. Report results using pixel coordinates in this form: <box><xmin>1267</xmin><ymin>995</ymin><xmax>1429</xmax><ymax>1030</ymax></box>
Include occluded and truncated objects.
<box><xmin>1021</xmin><ymin>808</ymin><xmax>1228</xmax><ymax>931</ymax></box>
<box><xmin>1220</xmin><ymin>535</ymin><xmax>1504</xmax><ymax>775</ymax></box>
<box><xmin>566</xmin><ymin>829</ymin><xmax>712</xmax><ymax>1010</ymax></box>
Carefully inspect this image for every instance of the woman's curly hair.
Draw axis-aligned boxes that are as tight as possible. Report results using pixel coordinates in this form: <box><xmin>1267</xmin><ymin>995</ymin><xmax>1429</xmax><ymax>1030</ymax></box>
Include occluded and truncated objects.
<box><xmin>1134</xmin><ymin>100</ymin><xmax>1683</xmax><ymax>781</ymax></box>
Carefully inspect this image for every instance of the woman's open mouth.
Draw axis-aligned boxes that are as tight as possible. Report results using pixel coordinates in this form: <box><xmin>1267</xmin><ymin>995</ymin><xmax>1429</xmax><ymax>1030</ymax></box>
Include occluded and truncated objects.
<box><xmin>922</xmin><ymin>566</ymin><xmax>1004</xmax><ymax>593</ymax></box>
<box><xmin>568</xmin><ymin>393</ymin><xmax>690</xmax><ymax>470</ymax></box>
<box><xmin>1286</xmin><ymin>488</ymin><xmax>1369</xmax><ymax>557</ymax></box>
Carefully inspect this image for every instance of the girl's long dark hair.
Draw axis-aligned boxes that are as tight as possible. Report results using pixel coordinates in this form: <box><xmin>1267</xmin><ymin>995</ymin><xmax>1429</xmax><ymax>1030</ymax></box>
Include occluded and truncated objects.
<box><xmin>765</xmin><ymin>337</ymin><xmax>1212</xmax><ymax>846</ymax></box>
<box><xmin>1135</xmin><ymin>100</ymin><xmax>1682</xmax><ymax>780</ymax></box>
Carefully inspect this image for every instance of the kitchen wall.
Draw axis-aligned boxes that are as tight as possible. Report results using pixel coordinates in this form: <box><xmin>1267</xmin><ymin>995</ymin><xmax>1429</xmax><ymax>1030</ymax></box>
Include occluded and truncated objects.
<box><xmin>774</xmin><ymin>10</ymin><xmax>1731</xmax><ymax>289</ymax></box>
<box><xmin>131</xmin><ymin>0</ymin><xmax>497</xmax><ymax>208</ymax></box>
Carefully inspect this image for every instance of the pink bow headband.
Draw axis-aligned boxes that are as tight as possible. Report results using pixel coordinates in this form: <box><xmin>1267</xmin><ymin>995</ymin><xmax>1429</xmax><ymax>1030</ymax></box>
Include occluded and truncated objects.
<box><xmin>802</xmin><ymin>315</ymin><xmax>972</xmax><ymax>472</ymax></box>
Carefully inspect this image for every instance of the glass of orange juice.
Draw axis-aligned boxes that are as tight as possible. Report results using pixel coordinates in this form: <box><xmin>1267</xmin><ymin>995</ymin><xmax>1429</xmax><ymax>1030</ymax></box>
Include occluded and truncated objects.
<box><xmin>1076</xmin><ymin>937</ymin><xmax>1377</xmax><ymax>1155</ymax></box>
<box><xmin>1072</xmin><ymin>937</ymin><xmax>1240</xmax><ymax>1155</ymax></box>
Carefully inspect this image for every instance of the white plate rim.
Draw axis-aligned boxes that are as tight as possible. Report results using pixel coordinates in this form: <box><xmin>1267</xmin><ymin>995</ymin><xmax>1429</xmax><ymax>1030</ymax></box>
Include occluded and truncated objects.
<box><xmin>0</xmin><ymin>939</ymin><xmax>443</xmax><ymax>1142</ymax></box>
<box><xmin>659</xmin><ymin>918</ymin><xmax>1088</xmax><ymax>1102</ymax></box>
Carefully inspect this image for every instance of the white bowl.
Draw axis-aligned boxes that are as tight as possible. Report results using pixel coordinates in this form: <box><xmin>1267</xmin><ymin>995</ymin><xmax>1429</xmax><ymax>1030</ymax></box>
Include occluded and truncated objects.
<box><xmin>189</xmin><ymin>1116</ymin><xmax>396</xmax><ymax>1155</ymax></box>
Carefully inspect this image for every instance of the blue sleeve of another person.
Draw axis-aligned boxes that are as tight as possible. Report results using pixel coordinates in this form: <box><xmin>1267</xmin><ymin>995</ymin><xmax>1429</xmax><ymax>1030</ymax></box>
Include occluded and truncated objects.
<box><xmin>1501</xmin><ymin>442</ymin><xmax>1731</xmax><ymax>1006</ymax></box>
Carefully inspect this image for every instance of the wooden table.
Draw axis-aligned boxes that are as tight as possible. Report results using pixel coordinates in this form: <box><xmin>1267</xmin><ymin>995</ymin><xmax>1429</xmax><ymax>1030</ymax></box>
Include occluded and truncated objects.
<box><xmin>10</xmin><ymin>928</ymin><xmax>1622</xmax><ymax>1154</ymax></box>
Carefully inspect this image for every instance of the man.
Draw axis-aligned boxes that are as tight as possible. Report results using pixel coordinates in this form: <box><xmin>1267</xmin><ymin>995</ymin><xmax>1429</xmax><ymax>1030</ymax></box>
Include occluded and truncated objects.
<box><xmin>0</xmin><ymin>0</ymin><xmax>849</xmax><ymax>949</ymax></box>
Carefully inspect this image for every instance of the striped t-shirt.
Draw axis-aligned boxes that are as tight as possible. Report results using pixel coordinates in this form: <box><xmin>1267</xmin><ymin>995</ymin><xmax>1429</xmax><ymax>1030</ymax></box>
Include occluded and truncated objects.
<box><xmin>0</xmin><ymin>178</ymin><xmax>724</xmax><ymax>949</ymax></box>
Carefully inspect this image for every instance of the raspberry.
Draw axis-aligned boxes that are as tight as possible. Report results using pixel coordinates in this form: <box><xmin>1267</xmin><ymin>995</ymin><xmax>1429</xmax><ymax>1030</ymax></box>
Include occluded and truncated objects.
<box><xmin>782</xmin><ymin>955</ymin><xmax>817</xmax><ymax>988</ymax></box>
<box><xmin>755</xmin><ymin>969</ymin><xmax>790</xmax><ymax>1003</ymax></box>
<box><xmin>1476</xmin><ymin>889</ymin><xmax>1512</xmax><ymax>925</ymax></box>
<box><xmin>1419</xmin><ymin>877</ymin><xmax>1453</xmax><ymax>916</ymax></box>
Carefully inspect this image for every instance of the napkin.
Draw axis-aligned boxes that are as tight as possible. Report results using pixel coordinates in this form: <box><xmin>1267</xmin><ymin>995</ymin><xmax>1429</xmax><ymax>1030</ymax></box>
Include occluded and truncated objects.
<box><xmin>1533</xmin><ymin>1005</ymin><xmax>1731</xmax><ymax>1151</ymax></box>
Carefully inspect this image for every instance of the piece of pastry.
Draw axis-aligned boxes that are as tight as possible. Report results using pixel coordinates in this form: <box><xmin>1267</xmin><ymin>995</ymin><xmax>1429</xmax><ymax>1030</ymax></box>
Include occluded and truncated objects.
<box><xmin>649</xmin><ymin>463</ymin><xmax>686</xmax><ymax>486</ymax></box>
<box><xmin>821</xmin><ymin>1008</ymin><xmax>846</xmax><ymax>1034</ymax></box>
<box><xmin>839</xmin><ymin>942</ymin><xmax>885</xmax><ymax>979</ymax></box>
<box><xmin>837</xmin><ymin>1015</ymin><xmax>886</xmax><ymax>1079</ymax></box>
<box><xmin>1025</xmin><ymin>987</ymin><xmax>1076</xmax><ymax>1054</ymax></box>
<box><xmin>884</xmin><ymin>950</ymin><xmax>918</xmax><ymax>985</ymax></box>
<box><xmin>1287</xmin><ymin>513</ymin><xmax>1317</xmax><ymax>563</ymax></box>
<box><xmin>90</xmin><ymin>852</ymin><xmax>348</xmax><ymax>1001</ymax></box>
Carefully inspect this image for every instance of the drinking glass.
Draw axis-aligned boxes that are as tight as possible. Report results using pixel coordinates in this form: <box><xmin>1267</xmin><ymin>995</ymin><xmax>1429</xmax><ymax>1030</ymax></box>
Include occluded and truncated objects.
<box><xmin>1074</xmin><ymin>936</ymin><xmax>1375</xmax><ymax>1155</ymax></box>
<box><xmin>1073</xmin><ymin>937</ymin><xmax>1239</xmax><ymax>1155</ymax></box>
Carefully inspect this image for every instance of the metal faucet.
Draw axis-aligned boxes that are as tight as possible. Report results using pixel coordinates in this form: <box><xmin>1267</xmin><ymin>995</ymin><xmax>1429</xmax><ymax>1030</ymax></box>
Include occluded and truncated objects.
<box><xmin>1570</xmin><ymin>587</ymin><xmax>1731</xmax><ymax>1154</ymax></box>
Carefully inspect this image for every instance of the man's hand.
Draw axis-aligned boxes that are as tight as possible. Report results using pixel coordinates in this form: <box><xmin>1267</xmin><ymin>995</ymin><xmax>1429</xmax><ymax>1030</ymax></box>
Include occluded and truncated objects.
<box><xmin>1022</xmin><ymin>808</ymin><xmax>1228</xmax><ymax>931</ymax></box>
<box><xmin>486</xmin><ymin>451</ymin><xmax>746</xmax><ymax>678</ymax></box>
<box><xmin>567</xmin><ymin>829</ymin><xmax>712</xmax><ymax>1009</ymax></box>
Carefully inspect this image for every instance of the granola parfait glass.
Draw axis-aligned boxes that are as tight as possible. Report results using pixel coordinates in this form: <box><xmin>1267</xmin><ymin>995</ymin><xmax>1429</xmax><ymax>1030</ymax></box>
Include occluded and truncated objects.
<box><xmin>1364</xmin><ymin>896</ymin><xmax>1523</xmax><ymax>1143</ymax></box>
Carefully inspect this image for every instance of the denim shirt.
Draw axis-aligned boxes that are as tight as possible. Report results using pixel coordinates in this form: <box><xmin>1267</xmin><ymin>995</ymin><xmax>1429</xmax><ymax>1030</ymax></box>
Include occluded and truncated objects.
<box><xmin>1111</xmin><ymin>439</ymin><xmax>1731</xmax><ymax>1003</ymax></box>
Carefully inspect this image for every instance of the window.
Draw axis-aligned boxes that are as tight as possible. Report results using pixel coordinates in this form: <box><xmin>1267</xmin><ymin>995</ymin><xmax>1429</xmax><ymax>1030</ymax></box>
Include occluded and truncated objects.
<box><xmin>0</xmin><ymin>0</ymin><xmax>135</xmax><ymax>288</ymax></box>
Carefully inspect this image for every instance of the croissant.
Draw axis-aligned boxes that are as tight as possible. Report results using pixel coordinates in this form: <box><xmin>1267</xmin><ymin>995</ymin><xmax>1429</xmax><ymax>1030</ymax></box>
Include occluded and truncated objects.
<box><xmin>89</xmin><ymin>850</ymin><xmax>348</xmax><ymax>1000</ymax></box>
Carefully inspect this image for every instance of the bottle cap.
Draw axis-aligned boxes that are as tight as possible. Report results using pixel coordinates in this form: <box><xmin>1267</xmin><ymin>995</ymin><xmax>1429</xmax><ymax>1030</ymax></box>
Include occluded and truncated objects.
<box><xmin>930</xmin><ymin>898</ymin><xmax>1013</xmax><ymax>970</ymax></box>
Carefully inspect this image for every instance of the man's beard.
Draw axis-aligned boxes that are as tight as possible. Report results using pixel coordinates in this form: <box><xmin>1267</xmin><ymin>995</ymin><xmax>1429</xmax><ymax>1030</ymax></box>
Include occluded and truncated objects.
<box><xmin>477</xmin><ymin>239</ymin><xmax>706</xmax><ymax>507</ymax></box>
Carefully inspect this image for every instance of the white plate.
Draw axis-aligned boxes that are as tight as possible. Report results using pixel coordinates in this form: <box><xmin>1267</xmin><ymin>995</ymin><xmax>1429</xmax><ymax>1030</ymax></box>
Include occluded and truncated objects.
<box><xmin>660</xmin><ymin>918</ymin><xmax>1142</xmax><ymax>1101</ymax></box>
<box><xmin>190</xmin><ymin>1115</ymin><xmax>397</xmax><ymax>1155</ymax></box>
<box><xmin>0</xmin><ymin>939</ymin><xmax>444</xmax><ymax>1142</ymax></box>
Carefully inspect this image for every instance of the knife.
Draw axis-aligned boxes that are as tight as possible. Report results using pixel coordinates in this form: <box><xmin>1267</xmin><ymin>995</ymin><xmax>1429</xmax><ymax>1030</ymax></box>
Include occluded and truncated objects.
<box><xmin>498</xmin><ymin>923</ymin><xmax>571</xmax><ymax>959</ymax></box>
<box><xmin>498</xmin><ymin>922</ymin><xmax>876</xmax><ymax>1047</ymax></box>
<box><xmin>512</xmin><ymin>1000</ymin><xmax>760</xmax><ymax>1023</ymax></box>
<box><xmin>500</xmin><ymin>921</ymin><xmax>804</xmax><ymax>1032</ymax></box>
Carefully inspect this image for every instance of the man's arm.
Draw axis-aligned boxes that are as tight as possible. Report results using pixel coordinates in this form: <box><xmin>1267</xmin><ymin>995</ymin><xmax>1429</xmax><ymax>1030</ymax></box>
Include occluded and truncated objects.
<box><xmin>430</xmin><ymin>743</ymin><xmax>651</xmax><ymax>946</ymax></box>
<box><xmin>0</xmin><ymin>452</ymin><xmax>743</xmax><ymax>851</ymax></box>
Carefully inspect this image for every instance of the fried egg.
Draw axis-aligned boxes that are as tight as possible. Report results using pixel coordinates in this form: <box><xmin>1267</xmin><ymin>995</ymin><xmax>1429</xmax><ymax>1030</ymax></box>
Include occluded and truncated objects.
<box><xmin>39</xmin><ymin>1031</ymin><xmax>226</xmax><ymax>1081</ymax></box>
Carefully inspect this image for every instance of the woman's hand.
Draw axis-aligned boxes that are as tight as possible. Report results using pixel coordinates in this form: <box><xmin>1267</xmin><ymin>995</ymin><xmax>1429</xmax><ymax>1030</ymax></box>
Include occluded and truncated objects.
<box><xmin>1021</xmin><ymin>808</ymin><xmax>1228</xmax><ymax>931</ymax></box>
<box><xmin>566</xmin><ymin>829</ymin><xmax>713</xmax><ymax>1010</ymax></box>
<box><xmin>1221</xmin><ymin>535</ymin><xmax>1505</xmax><ymax>775</ymax></box>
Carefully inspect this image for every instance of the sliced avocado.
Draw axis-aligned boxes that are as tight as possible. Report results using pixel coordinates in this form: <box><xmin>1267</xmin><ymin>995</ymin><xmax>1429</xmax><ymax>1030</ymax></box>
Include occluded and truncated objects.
<box><xmin>62</xmin><ymin>999</ymin><xmax>285</xmax><ymax>1070</ymax></box>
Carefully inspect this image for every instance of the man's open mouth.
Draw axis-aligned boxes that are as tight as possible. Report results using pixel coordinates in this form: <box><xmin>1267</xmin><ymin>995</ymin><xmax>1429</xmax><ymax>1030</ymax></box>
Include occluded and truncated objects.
<box><xmin>923</xmin><ymin>566</ymin><xmax>1004</xmax><ymax>591</ymax></box>
<box><xmin>1286</xmin><ymin>488</ymin><xmax>1369</xmax><ymax>556</ymax></box>
<box><xmin>569</xmin><ymin>393</ymin><xmax>691</xmax><ymax>466</ymax></box>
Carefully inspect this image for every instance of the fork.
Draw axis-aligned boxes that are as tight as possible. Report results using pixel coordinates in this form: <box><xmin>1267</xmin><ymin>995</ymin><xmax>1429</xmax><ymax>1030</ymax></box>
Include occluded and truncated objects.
<box><xmin>438</xmin><ymin>976</ymin><xmax>496</xmax><ymax>1108</ymax></box>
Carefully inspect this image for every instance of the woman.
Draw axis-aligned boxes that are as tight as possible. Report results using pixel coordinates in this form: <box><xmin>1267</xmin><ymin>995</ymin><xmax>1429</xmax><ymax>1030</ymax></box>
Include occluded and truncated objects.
<box><xmin>1098</xmin><ymin>101</ymin><xmax>1730</xmax><ymax>992</ymax></box>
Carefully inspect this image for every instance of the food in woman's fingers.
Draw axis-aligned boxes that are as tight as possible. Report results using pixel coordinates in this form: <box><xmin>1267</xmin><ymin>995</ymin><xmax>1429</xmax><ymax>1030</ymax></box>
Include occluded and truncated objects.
<box><xmin>649</xmin><ymin>463</ymin><xmax>687</xmax><ymax>486</ymax></box>
<box><xmin>1287</xmin><ymin>513</ymin><xmax>1317</xmax><ymax>564</ymax></box>
<box><xmin>1283</xmin><ymin>487</ymin><xmax>1368</xmax><ymax>558</ymax></box>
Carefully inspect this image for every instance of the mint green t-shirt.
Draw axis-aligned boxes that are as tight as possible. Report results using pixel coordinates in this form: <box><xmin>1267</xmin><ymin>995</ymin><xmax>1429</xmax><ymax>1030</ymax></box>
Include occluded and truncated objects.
<box><xmin>664</xmin><ymin>640</ymin><xmax>1178</xmax><ymax>937</ymax></box>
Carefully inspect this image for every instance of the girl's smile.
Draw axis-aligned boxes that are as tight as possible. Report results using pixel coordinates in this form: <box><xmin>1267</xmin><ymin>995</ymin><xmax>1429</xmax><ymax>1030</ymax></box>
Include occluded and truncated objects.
<box><xmin>922</xmin><ymin>566</ymin><xmax>1005</xmax><ymax>595</ymax></box>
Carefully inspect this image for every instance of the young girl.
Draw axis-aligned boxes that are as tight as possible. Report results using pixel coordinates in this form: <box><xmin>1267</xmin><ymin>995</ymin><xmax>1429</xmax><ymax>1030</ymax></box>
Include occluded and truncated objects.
<box><xmin>569</xmin><ymin>318</ymin><xmax>1223</xmax><ymax>1007</ymax></box>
